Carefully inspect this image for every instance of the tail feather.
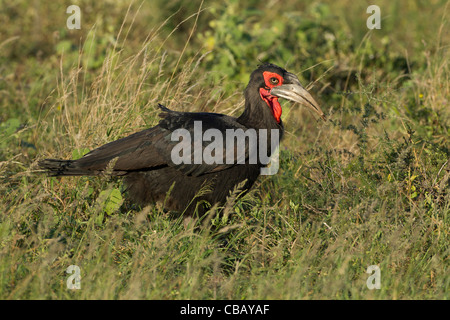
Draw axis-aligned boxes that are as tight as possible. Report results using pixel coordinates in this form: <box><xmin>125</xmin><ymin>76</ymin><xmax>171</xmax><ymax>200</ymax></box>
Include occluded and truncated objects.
<box><xmin>39</xmin><ymin>159</ymin><xmax>102</xmax><ymax>176</ymax></box>
<box><xmin>38</xmin><ymin>125</ymin><xmax>163</xmax><ymax>177</ymax></box>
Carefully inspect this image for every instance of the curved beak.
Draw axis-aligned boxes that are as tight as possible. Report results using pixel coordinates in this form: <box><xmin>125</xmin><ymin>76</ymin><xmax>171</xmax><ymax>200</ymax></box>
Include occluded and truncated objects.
<box><xmin>271</xmin><ymin>73</ymin><xmax>326</xmax><ymax>121</ymax></box>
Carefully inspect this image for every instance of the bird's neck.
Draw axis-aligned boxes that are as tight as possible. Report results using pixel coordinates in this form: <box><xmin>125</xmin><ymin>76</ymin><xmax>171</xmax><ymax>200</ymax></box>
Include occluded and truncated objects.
<box><xmin>237</xmin><ymin>94</ymin><xmax>284</xmax><ymax>132</ymax></box>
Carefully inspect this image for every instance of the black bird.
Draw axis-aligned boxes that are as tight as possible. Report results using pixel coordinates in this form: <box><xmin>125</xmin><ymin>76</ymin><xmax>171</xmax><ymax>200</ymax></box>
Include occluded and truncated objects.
<box><xmin>39</xmin><ymin>63</ymin><xmax>325</xmax><ymax>215</ymax></box>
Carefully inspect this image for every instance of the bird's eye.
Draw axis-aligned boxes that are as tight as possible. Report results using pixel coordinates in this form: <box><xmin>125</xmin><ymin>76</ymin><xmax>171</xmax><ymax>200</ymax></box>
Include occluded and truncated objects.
<box><xmin>269</xmin><ymin>77</ymin><xmax>279</xmax><ymax>85</ymax></box>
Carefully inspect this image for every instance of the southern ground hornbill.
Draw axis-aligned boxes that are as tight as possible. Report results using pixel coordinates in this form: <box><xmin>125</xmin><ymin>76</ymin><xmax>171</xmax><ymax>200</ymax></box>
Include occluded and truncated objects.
<box><xmin>39</xmin><ymin>63</ymin><xmax>326</xmax><ymax>215</ymax></box>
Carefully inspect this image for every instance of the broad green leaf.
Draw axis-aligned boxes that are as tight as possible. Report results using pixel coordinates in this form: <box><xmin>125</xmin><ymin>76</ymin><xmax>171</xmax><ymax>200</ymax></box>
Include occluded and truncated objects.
<box><xmin>96</xmin><ymin>188</ymin><xmax>123</xmax><ymax>215</ymax></box>
<box><xmin>72</xmin><ymin>148</ymin><xmax>90</xmax><ymax>160</ymax></box>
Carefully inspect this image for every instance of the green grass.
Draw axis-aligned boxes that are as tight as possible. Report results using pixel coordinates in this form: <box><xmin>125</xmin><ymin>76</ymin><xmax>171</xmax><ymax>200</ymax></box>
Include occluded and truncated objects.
<box><xmin>0</xmin><ymin>0</ymin><xmax>449</xmax><ymax>299</ymax></box>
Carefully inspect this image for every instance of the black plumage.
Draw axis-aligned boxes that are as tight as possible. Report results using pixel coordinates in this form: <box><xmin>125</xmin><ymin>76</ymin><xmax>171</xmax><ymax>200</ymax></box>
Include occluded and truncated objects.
<box><xmin>39</xmin><ymin>63</ymin><xmax>325</xmax><ymax>215</ymax></box>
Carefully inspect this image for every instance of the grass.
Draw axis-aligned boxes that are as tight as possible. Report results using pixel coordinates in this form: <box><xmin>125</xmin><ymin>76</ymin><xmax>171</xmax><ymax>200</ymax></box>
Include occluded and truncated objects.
<box><xmin>0</xmin><ymin>0</ymin><xmax>449</xmax><ymax>299</ymax></box>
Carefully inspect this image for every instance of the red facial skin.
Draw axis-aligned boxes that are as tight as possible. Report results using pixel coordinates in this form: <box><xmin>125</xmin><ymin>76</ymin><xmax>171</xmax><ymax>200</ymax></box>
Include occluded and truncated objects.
<box><xmin>259</xmin><ymin>71</ymin><xmax>284</xmax><ymax>123</ymax></box>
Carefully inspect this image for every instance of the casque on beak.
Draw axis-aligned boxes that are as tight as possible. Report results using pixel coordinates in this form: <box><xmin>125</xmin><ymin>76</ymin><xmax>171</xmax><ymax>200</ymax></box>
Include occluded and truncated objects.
<box><xmin>270</xmin><ymin>72</ymin><xmax>326</xmax><ymax>121</ymax></box>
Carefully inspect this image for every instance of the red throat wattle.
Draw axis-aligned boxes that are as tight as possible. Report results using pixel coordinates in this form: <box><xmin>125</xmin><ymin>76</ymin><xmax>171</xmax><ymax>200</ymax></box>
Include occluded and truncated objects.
<box><xmin>259</xmin><ymin>88</ymin><xmax>282</xmax><ymax>123</ymax></box>
<box><xmin>260</xmin><ymin>71</ymin><xmax>284</xmax><ymax>123</ymax></box>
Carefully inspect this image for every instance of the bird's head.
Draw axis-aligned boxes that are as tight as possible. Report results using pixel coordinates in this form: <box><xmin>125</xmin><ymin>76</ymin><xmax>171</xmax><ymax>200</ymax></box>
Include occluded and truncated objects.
<box><xmin>245</xmin><ymin>63</ymin><xmax>326</xmax><ymax>124</ymax></box>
